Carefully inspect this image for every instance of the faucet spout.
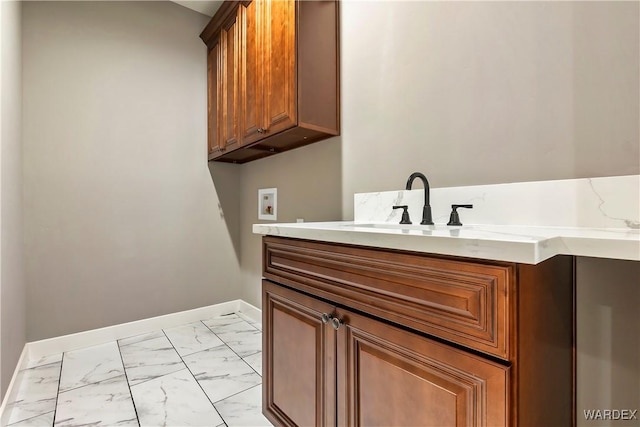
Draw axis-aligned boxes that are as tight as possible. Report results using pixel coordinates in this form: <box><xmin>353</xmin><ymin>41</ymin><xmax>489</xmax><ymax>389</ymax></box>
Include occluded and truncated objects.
<box><xmin>405</xmin><ymin>172</ymin><xmax>434</xmax><ymax>225</ymax></box>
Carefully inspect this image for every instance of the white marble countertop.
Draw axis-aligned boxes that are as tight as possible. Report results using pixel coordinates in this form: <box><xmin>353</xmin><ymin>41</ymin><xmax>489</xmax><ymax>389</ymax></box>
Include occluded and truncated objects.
<box><xmin>252</xmin><ymin>221</ymin><xmax>640</xmax><ymax>264</ymax></box>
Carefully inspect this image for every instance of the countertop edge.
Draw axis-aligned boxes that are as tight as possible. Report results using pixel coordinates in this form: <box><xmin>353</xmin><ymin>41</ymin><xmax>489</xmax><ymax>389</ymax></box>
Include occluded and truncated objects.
<box><xmin>252</xmin><ymin>222</ymin><xmax>640</xmax><ymax>264</ymax></box>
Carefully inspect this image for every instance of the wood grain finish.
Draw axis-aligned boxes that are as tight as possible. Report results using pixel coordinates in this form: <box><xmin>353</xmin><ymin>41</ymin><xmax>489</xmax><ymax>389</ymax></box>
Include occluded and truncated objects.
<box><xmin>263</xmin><ymin>236</ymin><xmax>513</xmax><ymax>360</ymax></box>
<box><xmin>220</xmin><ymin>9</ymin><xmax>241</xmax><ymax>151</ymax></box>
<box><xmin>206</xmin><ymin>40</ymin><xmax>221</xmax><ymax>159</ymax></box>
<box><xmin>200</xmin><ymin>0</ymin><xmax>340</xmax><ymax>163</ymax></box>
<box><xmin>262</xmin><ymin>236</ymin><xmax>576</xmax><ymax>427</ymax></box>
<box><xmin>239</xmin><ymin>0</ymin><xmax>263</xmax><ymax>145</ymax></box>
<box><xmin>513</xmin><ymin>257</ymin><xmax>575</xmax><ymax>427</ymax></box>
<box><xmin>262</xmin><ymin>0</ymin><xmax>296</xmax><ymax>135</ymax></box>
<box><xmin>263</xmin><ymin>280</ymin><xmax>336</xmax><ymax>427</ymax></box>
<box><xmin>336</xmin><ymin>308</ymin><xmax>509</xmax><ymax>427</ymax></box>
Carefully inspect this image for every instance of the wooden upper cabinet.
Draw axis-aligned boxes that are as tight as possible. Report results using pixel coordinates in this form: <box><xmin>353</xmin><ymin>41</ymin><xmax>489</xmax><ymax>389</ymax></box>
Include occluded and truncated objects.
<box><xmin>207</xmin><ymin>39</ymin><xmax>221</xmax><ymax>158</ymax></box>
<box><xmin>239</xmin><ymin>0</ymin><xmax>263</xmax><ymax>146</ymax></box>
<box><xmin>262</xmin><ymin>0</ymin><xmax>297</xmax><ymax>136</ymax></box>
<box><xmin>220</xmin><ymin>8</ymin><xmax>242</xmax><ymax>153</ymax></box>
<box><xmin>200</xmin><ymin>0</ymin><xmax>340</xmax><ymax>163</ymax></box>
<box><xmin>204</xmin><ymin>6</ymin><xmax>240</xmax><ymax>159</ymax></box>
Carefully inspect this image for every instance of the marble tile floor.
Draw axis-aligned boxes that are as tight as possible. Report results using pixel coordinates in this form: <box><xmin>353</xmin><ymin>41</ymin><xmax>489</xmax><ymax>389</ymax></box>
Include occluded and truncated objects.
<box><xmin>4</xmin><ymin>313</ymin><xmax>272</xmax><ymax>427</ymax></box>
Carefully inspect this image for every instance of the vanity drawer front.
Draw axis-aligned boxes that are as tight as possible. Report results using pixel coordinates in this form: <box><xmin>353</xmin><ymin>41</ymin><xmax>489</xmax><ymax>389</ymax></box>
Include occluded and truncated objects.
<box><xmin>263</xmin><ymin>236</ymin><xmax>514</xmax><ymax>360</ymax></box>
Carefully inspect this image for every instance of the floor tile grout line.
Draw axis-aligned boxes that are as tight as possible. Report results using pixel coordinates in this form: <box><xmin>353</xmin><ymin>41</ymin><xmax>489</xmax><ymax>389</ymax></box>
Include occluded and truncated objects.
<box><xmin>163</xmin><ymin>325</ymin><xmax>228</xmax><ymax>359</ymax></box>
<box><xmin>50</xmin><ymin>352</ymin><xmax>65</xmax><ymax>426</ymax></box>
<box><xmin>116</xmin><ymin>340</ymin><xmax>142</xmax><ymax>427</ymax></box>
<box><xmin>122</xmin><ymin>366</ymin><xmax>187</xmax><ymax>389</ymax></box>
<box><xmin>212</xmin><ymin>383</ymin><xmax>263</xmax><ymax>406</ymax></box>
<box><xmin>240</xmin><ymin>353</ymin><xmax>262</xmax><ymax>378</ymax></box>
<box><xmin>55</xmin><ymin>372</ymin><xmax>128</xmax><ymax>395</ymax></box>
<box><xmin>199</xmin><ymin>320</ymin><xmax>259</xmax><ymax>365</ymax></box>
<box><xmin>200</xmin><ymin>319</ymin><xmax>263</xmax><ymax>377</ymax></box>
<box><xmin>19</xmin><ymin>359</ymin><xmax>62</xmax><ymax>372</ymax></box>
<box><xmin>118</xmin><ymin>332</ymin><xmax>165</xmax><ymax>349</ymax></box>
<box><xmin>211</xmin><ymin>313</ymin><xmax>261</xmax><ymax>333</ymax></box>
<box><xmin>236</xmin><ymin>312</ymin><xmax>262</xmax><ymax>331</ymax></box>
<box><xmin>160</xmin><ymin>329</ymin><xmax>227</xmax><ymax>425</ymax></box>
<box><xmin>200</xmin><ymin>315</ymin><xmax>269</xmax><ymax>425</ymax></box>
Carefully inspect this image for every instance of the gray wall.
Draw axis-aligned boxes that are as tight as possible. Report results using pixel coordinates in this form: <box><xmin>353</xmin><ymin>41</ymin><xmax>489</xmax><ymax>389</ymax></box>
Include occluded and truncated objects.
<box><xmin>22</xmin><ymin>1</ymin><xmax>243</xmax><ymax>341</ymax></box>
<box><xmin>0</xmin><ymin>0</ymin><xmax>26</xmax><ymax>398</ymax></box>
<box><xmin>236</xmin><ymin>1</ymin><xmax>640</xmax><ymax>419</ymax></box>
<box><xmin>239</xmin><ymin>138</ymin><xmax>342</xmax><ymax>307</ymax></box>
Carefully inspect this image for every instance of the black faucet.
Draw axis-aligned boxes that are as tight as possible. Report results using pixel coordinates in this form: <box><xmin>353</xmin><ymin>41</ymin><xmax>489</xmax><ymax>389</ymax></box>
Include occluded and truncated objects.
<box><xmin>405</xmin><ymin>172</ymin><xmax>434</xmax><ymax>225</ymax></box>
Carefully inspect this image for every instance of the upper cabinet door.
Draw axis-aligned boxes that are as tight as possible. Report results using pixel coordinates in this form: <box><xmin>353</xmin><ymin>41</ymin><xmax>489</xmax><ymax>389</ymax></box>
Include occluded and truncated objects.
<box><xmin>239</xmin><ymin>0</ymin><xmax>264</xmax><ymax>146</ymax></box>
<box><xmin>219</xmin><ymin>7</ymin><xmax>242</xmax><ymax>152</ymax></box>
<box><xmin>262</xmin><ymin>0</ymin><xmax>297</xmax><ymax>136</ymax></box>
<box><xmin>207</xmin><ymin>36</ymin><xmax>222</xmax><ymax>159</ymax></box>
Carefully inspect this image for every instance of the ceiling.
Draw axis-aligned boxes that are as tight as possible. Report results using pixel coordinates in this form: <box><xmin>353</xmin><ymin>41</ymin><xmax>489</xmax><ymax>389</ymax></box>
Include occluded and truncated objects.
<box><xmin>172</xmin><ymin>0</ymin><xmax>223</xmax><ymax>17</ymax></box>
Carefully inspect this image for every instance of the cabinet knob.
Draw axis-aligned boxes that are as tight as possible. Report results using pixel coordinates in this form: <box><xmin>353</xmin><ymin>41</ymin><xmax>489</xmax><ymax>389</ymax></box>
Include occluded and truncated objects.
<box><xmin>331</xmin><ymin>317</ymin><xmax>343</xmax><ymax>330</ymax></box>
<box><xmin>321</xmin><ymin>313</ymin><xmax>332</xmax><ymax>324</ymax></box>
<box><xmin>257</xmin><ymin>128</ymin><xmax>266</xmax><ymax>134</ymax></box>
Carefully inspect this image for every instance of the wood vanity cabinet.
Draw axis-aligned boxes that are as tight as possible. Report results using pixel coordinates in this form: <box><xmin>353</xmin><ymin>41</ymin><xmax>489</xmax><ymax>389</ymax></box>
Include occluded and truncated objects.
<box><xmin>200</xmin><ymin>0</ymin><xmax>340</xmax><ymax>163</ymax></box>
<box><xmin>262</xmin><ymin>236</ymin><xmax>576</xmax><ymax>427</ymax></box>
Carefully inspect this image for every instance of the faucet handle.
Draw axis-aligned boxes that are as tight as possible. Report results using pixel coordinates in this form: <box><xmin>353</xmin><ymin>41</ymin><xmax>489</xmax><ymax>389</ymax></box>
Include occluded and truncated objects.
<box><xmin>392</xmin><ymin>205</ymin><xmax>412</xmax><ymax>225</ymax></box>
<box><xmin>447</xmin><ymin>204</ymin><xmax>473</xmax><ymax>226</ymax></box>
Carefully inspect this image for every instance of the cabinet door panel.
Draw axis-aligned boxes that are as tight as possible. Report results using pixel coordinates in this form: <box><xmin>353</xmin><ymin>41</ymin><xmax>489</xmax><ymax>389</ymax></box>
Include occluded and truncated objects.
<box><xmin>239</xmin><ymin>0</ymin><xmax>263</xmax><ymax>145</ymax></box>
<box><xmin>220</xmin><ymin>8</ymin><xmax>242</xmax><ymax>151</ymax></box>
<box><xmin>336</xmin><ymin>308</ymin><xmax>509</xmax><ymax>427</ymax></box>
<box><xmin>263</xmin><ymin>281</ymin><xmax>336</xmax><ymax>427</ymax></box>
<box><xmin>207</xmin><ymin>38</ymin><xmax>221</xmax><ymax>159</ymax></box>
<box><xmin>263</xmin><ymin>0</ymin><xmax>297</xmax><ymax>135</ymax></box>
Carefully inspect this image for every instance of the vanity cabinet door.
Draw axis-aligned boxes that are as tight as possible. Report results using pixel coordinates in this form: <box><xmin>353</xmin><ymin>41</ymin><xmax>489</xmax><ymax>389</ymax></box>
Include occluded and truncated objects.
<box><xmin>263</xmin><ymin>280</ymin><xmax>336</xmax><ymax>427</ymax></box>
<box><xmin>335</xmin><ymin>308</ymin><xmax>510</xmax><ymax>427</ymax></box>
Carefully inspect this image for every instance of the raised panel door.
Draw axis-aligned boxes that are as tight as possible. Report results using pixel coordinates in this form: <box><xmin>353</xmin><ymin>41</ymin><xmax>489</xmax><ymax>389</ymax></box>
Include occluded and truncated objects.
<box><xmin>206</xmin><ymin>38</ymin><xmax>222</xmax><ymax>159</ymax></box>
<box><xmin>336</xmin><ymin>308</ymin><xmax>510</xmax><ymax>427</ymax></box>
<box><xmin>219</xmin><ymin>8</ymin><xmax>242</xmax><ymax>151</ymax></box>
<box><xmin>263</xmin><ymin>280</ymin><xmax>336</xmax><ymax>427</ymax></box>
<box><xmin>262</xmin><ymin>0</ymin><xmax>297</xmax><ymax>136</ymax></box>
<box><xmin>239</xmin><ymin>0</ymin><xmax>264</xmax><ymax>145</ymax></box>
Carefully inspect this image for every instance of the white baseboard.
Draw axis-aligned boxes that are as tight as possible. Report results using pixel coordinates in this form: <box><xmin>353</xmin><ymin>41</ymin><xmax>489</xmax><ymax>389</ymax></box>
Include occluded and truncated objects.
<box><xmin>237</xmin><ymin>300</ymin><xmax>262</xmax><ymax>324</ymax></box>
<box><xmin>28</xmin><ymin>299</ymin><xmax>246</xmax><ymax>359</ymax></box>
<box><xmin>0</xmin><ymin>346</ymin><xmax>29</xmax><ymax>427</ymax></box>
